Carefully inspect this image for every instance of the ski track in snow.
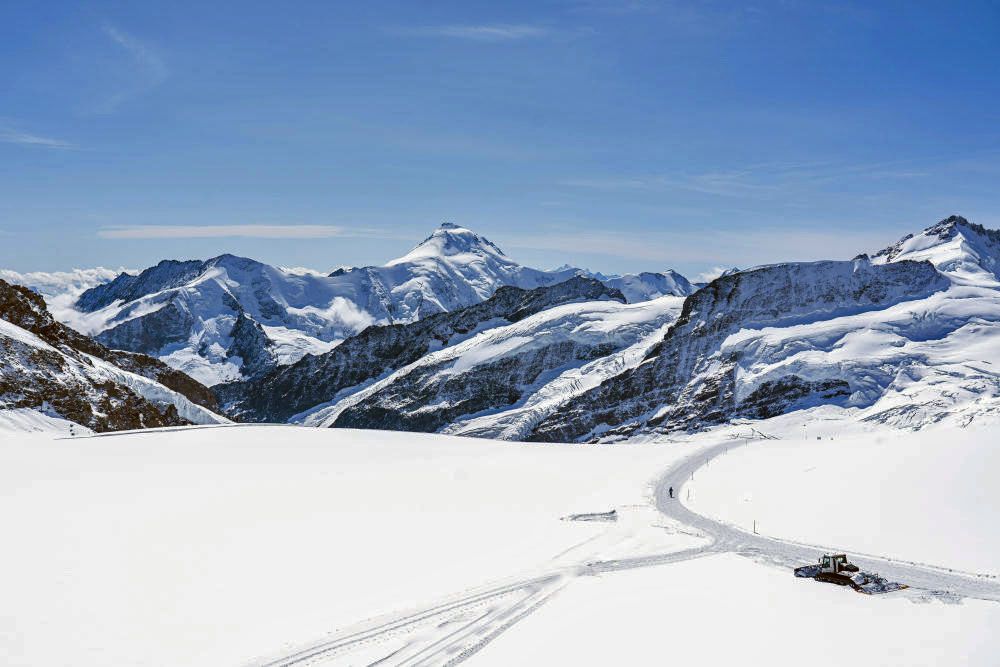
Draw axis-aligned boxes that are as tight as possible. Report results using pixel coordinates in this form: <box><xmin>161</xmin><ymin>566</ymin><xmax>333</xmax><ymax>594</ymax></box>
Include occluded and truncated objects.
<box><xmin>252</xmin><ymin>439</ymin><xmax>1000</xmax><ymax>666</ymax></box>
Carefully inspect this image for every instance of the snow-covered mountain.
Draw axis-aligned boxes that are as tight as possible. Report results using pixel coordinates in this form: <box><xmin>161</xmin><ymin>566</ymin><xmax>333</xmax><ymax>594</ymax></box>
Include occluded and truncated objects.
<box><xmin>528</xmin><ymin>216</ymin><xmax>1000</xmax><ymax>441</ymax></box>
<box><xmin>7</xmin><ymin>214</ymin><xmax>998</xmax><ymax>440</ymax></box>
<box><xmin>208</xmin><ymin>215</ymin><xmax>1000</xmax><ymax>440</ymax></box>
<box><xmin>66</xmin><ymin>224</ymin><xmax>594</xmax><ymax>385</ymax></box>
<box><xmin>0</xmin><ymin>278</ymin><xmax>226</xmax><ymax>432</ymax></box>
<box><xmin>303</xmin><ymin>291</ymin><xmax>685</xmax><ymax>434</ymax></box>
<box><xmin>216</xmin><ymin>276</ymin><xmax>626</xmax><ymax>423</ymax></box>
<box><xmin>595</xmin><ymin>269</ymin><xmax>694</xmax><ymax>302</ymax></box>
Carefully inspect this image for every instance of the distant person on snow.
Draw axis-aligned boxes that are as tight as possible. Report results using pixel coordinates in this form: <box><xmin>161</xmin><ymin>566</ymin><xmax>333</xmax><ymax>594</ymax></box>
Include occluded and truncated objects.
<box><xmin>669</xmin><ymin>486</ymin><xmax>674</xmax><ymax>499</ymax></box>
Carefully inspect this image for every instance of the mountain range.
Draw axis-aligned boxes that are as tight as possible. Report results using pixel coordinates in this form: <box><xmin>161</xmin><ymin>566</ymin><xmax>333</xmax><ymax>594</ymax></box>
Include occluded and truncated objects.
<box><xmin>60</xmin><ymin>223</ymin><xmax>692</xmax><ymax>386</ymax></box>
<box><xmin>4</xmin><ymin>215</ymin><xmax>999</xmax><ymax>440</ymax></box>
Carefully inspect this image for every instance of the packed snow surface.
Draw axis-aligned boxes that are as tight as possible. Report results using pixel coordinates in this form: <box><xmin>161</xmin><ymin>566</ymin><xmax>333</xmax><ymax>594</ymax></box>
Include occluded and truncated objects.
<box><xmin>686</xmin><ymin>421</ymin><xmax>1000</xmax><ymax>575</ymax></box>
<box><xmin>475</xmin><ymin>553</ymin><xmax>1000</xmax><ymax>667</ymax></box>
<box><xmin>3</xmin><ymin>419</ymin><xmax>998</xmax><ymax>666</ymax></box>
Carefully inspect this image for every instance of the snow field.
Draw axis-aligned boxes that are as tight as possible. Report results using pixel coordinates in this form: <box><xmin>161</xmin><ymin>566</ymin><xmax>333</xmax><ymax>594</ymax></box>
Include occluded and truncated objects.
<box><xmin>685</xmin><ymin>421</ymin><xmax>1000</xmax><ymax>575</ymax></box>
<box><xmin>0</xmin><ymin>425</ymin><xmax>696</xmax><ymax>667</ymax></box>
<box><xmin>474</xmin><ymin>552</ymin><xmax>1000</xmax><ymax>667</ymax></box>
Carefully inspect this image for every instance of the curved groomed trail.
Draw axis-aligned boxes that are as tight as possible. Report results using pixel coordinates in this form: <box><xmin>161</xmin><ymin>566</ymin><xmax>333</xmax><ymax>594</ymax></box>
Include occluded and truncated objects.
<box><xmin>252</xmin><ymin>439</ymin><xmax>1000</xmax><ymax>666</ymax></box>
<box><xmin>657</xmin><ymin>440</ymin><xmax>1000</xmax><ymax>603</ymax></box>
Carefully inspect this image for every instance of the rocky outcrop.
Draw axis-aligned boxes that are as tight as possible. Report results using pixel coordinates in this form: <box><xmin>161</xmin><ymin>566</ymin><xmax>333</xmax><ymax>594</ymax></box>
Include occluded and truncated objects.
<box><xmin>95</xmin><ymin>299</ymin><xmax>195</xmax><ymax>355</ymax></box>
<box><xmin>226</xmin><ymin>311</ymin><xmax>277</xmax><ymax>378</ymax></box>
<box><xmin>0</xmin><ymin>279</ymin><xmax>223</xmax><ymax>431</ymax></box>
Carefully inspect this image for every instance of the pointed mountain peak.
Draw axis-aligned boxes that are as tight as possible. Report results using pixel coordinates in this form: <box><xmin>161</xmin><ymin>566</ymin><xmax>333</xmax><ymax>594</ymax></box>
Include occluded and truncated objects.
<box><xmin>873</xmin><ymin>215</ymin><xmax>1000</xmax><ymax>282</ymax></box>
<box><xmin>923</xmin><ymin>214</ymin><xmax>972</xmax><ymax>239</ymax></box>
<box><xmin>388</xmin><ymin>223</ymin><xmax>509</xmax><ymax>266</ymax></box>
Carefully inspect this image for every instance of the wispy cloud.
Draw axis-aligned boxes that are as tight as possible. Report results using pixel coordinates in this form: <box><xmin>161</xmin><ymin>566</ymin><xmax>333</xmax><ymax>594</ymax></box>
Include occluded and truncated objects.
<box><xmin>692</xmin><ymin>265</ymin><xmax>732</xmax><ymax>283</ymax></box>
<box><xmin>560</xmin><ymin>157</ymin><xmax>945</xmax><ymax>200</ymax></box>
<box><xmin>390</xmin><ymin>24</ymin><xmax>551</xmax><ymax>41</ymax></box>
<box><xmin>98</xmin><ymin>23</ymin><xmax>168</xmax><ymax>112</ymax></box>
<box><xmin>0</xmin><ymin>125</ymin><xmax>75</xmax><ymax>150</ymax></box>
<box><xmin>561</xmin><ymin>172</ymin><xmax>782</xmax><ymax>198</ymax></box>
<box><xmin>569</xmin><ymin>0</ymin><xmax>661</xmax><ymax>14</ymax></box>
<box><xmin>504</xmin><ymin>225</ymin><xmax>896</xmax><ymax>268</ymax></box>
<box><xmin>98</xmin><ymin>224</ymin><xmax>353</xmax><ymax>240</ymax></box>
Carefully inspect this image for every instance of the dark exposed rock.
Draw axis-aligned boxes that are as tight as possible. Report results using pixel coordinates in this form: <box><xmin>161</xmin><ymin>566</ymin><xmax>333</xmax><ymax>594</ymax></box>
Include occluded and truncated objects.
<box><xmin>226</xmin><ymin>311</ymin><xmax>277</xmax><ymax>378</ymax></box>
<box><xmin>216</xmin><ymin>277</ymin><xmax>624</xmax><ymax>422</ymax></box>
<box><xmin>333</xmin><ymin>340</ymin><xmax>618</xmax><ymax>433</ymax></box>
<box><xmin>95</xmin><ymin>299</ymin><xmax>194</xmax><ymax>355</ymax></box>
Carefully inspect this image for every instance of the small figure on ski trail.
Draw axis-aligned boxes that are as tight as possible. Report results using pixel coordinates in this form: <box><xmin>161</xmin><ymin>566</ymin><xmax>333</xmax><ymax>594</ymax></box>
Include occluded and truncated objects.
<box><xmin>668</xmin><ymin>486</ymin><xmax>674</xmax><ymax>499</ymax></box>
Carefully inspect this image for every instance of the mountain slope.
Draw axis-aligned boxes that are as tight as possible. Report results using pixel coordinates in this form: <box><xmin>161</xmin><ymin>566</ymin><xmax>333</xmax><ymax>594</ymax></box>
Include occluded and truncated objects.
<box><xmin>528</xmin><ymin>255</ymin><xmax>951</xmax><ymax>442</ymax></box>
<box><xmin>69</xmin><ymin>224</ymin><xmax>587</xmax><ymax>385</ymax></box>
<box><xmin>216</xmin><ymin>276</ymin><xmax>625</xmax><ymax>423</ymax></box>
<box><xmin>0</xmin><ymin>278</ymin><xmax>226</xmax><ymax>432</ymax></box>
<box><xmin>307</xmin><ymin>293</ymin><xmax>684</xmax><ymax>434</ymax></box>
<box><xmin>598</xmin><ymin>269</ymin><xmax>694</xmax><ymax>302</ymax></box>
<box><xmin>525</xmin><ymin>216</ymin><xmax>1000</xmax><ymax>442</ymax></box>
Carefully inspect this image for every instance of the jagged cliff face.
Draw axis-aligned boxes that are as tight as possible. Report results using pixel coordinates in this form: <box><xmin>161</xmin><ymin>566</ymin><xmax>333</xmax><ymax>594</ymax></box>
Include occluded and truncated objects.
<box><xmin>217</xmin><ymin>277</ymin><xmax>625</xmax><ymax>423</ymax></box>
<box><xmin>0</xmin><ymin>279</ymin><xmax>225</xmax><ymax>432</ymax></box>
<box><xmin>528</xmin><ymin>257</ymin><xmax>950</xmax><ymax>442</ymax></box>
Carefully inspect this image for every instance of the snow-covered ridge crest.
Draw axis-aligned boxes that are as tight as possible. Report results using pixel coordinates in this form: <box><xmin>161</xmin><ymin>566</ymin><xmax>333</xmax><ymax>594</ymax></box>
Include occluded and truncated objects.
<box><xmin>387</xmin><ymin>222</ymin><xmax>509</xmax><ymax>265</ymax></box>
<box><xmin>59</xmin><ymin>223</ymin><xmax>628</xmax><ymax>384</ymax></box>
<box><xmin>873</xmin><ymin>215</ymin><xmax>1000</xmax><ymax>284</ymax></box>
<box><xmin>528</xmin><ymin>255</ymin><xmax>952</xmax><ymax>442</ymax></box>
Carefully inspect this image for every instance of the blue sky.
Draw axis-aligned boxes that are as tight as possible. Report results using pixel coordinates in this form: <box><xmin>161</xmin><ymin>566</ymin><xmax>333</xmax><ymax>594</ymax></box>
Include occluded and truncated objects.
<box><xmin>2</xmin><ymin>1</ymin><xmax>1000</xmax><ymax>279</ymax></box>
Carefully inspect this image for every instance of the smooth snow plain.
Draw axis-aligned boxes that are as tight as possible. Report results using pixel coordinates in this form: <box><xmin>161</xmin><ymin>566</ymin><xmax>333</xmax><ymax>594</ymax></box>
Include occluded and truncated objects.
<box><xmin>0</xmin><ymin>425</ymin><xmax>695</xmax><ymax>667</ymax></box>
<box><xmin>3</xmin><ymin>420</ymin><xmax>998</xmax><ymax>666</ymax></box>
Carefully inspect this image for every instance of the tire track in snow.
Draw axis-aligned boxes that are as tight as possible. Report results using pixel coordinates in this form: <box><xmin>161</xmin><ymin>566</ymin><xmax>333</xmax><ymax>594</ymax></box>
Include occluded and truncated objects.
<box><xmin>253</xmin><ymin>438</ymin><xmax>1000</xmax><ymax>666</ymax></box>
